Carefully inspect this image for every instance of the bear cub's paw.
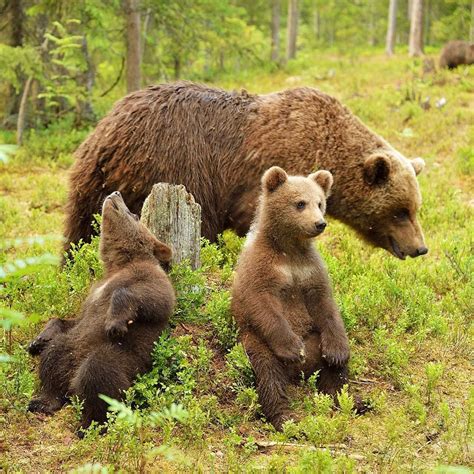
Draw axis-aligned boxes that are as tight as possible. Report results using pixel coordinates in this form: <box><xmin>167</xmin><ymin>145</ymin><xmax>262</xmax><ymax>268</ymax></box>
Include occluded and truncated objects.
<box><xmin>104</xmin><ymin>319</ymin><xmax>129</xmax><ymax>340</ymax></box>
<box><xmin>273</xmin><ymin>333</ymin><xmax>306</xmax><ymax>364</ymax></box>
<box><xmin>27</xmin><ymin>336</ymin><xmax>51</xmax><ymax>356</ymax></box>
<box><xmin>27</xmin><ymin>396</ymin><xmax>65</xmax><ymax>415</ymax></box>
<box><xmin>321</xmin><ymin>331</ymin><xmax>350</xmax><ymax>366</ymax></box>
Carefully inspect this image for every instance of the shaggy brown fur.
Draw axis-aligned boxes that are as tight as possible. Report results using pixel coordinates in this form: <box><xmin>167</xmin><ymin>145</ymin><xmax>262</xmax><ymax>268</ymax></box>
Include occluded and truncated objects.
<box><xmin>64</xmin><ymin>81</ymin><xmax>428</xmax><ymax>261</ymax></box>
<box><xmin>439</xmin><ymin>40</ymin><xmax>474</xmax><ymax>69</ymax></box>
<box><xmin>231</xmin><ymin>166</ymin><xmax>350</xmax><ymax>430</ymax></box>
<box><xmin>28</xmin><ymin>191</ymin><xmax>175</xmax><ymax>433</ymax></box>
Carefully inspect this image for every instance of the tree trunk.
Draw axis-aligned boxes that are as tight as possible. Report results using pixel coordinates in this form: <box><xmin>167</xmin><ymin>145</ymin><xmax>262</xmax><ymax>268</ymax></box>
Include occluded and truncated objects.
<box><xmin>313</xmin><ymin>6</ymin><xmax>320</xmax><ymax>40</ymax></box>
<box><xmin>386</xmin><ymin>0</ymin><xmax>397</xmax><ymax>56</ymax></box>
<box><xmin>368</xmin><ymin>0</ymin><xmax>376</xmax><ymax>46</ymax></box>
<box><xmin>286</xmin><ymin>0</ymin><xmax>298</xmax><ymax>61</ymax></box>
<box><xmin>470</xmin><ymin>0</ymin><xmax>474</xmax><ymax>43</ymax></box>
<box><xmin>271</xmin><ymin>0</ymin><xmax>280</xmax><ymax>63</ymax></box>
<box><xmin>141</xmin><ymin>7</ymin><xmax>152</xmax><ymax>62</ymax></box>
<box><xmin>140</xmin><ymin>184</ymin><xmax>202</xmax><ymax>270</ymax></box>
<box><xmin>17</xmin><ymin>76</ymin><xmax>33</xmax><ymax>145</ymax></box>
<box><xmin>76</xmin><ymin>35</ymin><xmax>96</xmax><ymax>125</ymax></box>
<box><xmin>7</xmin><ymin>0</ymin><xmax>25</xmax><ymax>118</ymax></box>
<box><xmin>11</xmin><ymin>0</ymin><xmax>24</xmax><ymax>47</ymax></box>
<box><xmin>424</xmin><ymin>0</ymin><xmax>430</xmax><ymax>46</ymax></box>
<box><xmin>409</xmin><ymin>0</ymin><xmax>423</xmax><ymax>57</ymax></box>
<box><xmin>124</xmin><ymin>0</ymin><xmax>141</xmax><ymax>93</ymax></box>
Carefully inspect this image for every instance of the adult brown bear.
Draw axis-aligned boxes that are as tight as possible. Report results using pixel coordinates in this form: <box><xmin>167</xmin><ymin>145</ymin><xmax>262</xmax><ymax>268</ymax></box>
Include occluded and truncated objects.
<box><xmin>65</xmin><ymin>82</ymin><xmax>427</xmax><ymax>260</ymax></box>
<box><xmin>439</xmin><ymin>40</ymin><xmax>474</xmax><ymax>69</ymax></box>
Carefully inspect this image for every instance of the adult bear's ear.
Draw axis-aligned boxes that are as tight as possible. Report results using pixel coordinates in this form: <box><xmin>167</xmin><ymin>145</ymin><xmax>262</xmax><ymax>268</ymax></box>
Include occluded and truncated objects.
<box><xmin>410</xmin><ymin>157</ymin><xmax>425</xmax><ymax>176</ymax></box>
<box><xmin>363</xmin><ymin>154</ymin><xmax>391</xmax><ymax>185</ymax></box>
<box><xmin>262</xmin><ymin>166</ymin><xmax>288</xmax><ymax>192</ymax></box>
<box><xmin>154</xmin><ymin>241</ymin><xmax>172</xmax><ymax>264</ymax></box>
<box><xmin>309</xmin><ymin>170</ymin><xmax>333</xmax><ymax>197</ymax></box>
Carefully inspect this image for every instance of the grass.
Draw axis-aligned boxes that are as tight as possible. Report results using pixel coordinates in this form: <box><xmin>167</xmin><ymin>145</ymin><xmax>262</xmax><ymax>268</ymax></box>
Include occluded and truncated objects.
<box><xmin>0</xmin><ymin>49</ymin><xmax>473</xmax><ymax>473</ymax></box>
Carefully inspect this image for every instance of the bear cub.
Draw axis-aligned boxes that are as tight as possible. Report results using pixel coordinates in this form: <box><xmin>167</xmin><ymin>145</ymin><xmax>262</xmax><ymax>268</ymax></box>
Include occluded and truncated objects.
<box><xmin>231</xmin><ymin>166</ymin><xmax>350</xmax><ymax>430</ymax></box>
<box><xmin>28</xmin><ymin>191</ymin><xmax>175</xmax><ymax>434</ymax></box>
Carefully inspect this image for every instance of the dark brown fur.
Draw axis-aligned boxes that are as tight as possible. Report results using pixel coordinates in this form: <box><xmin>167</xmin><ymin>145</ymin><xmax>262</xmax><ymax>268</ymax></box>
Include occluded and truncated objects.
<box><xmin>439</xmin><ymin>40</ymin><xmax>474</xmax><ymax>69</ymax></box>
<box><xmin>28</xmin><ymin>191</ymin><xmax>175</xmax><ymax>433</ymax></box>
<box><xmin>64</xmin><ymin>82</ymin><xmax>427</xmax><ymax>261</ymax></box>
<box><xmin>231</xmin><ymin>167</ymin><xmax>349</xmax><ymax>430</ymax></box>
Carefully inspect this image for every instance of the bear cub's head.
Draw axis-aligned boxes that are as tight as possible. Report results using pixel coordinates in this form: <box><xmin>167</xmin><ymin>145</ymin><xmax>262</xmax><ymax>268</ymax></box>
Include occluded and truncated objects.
<box><xmin>260</xmin><ymin>166</ymin><xmax>333</xmax><ymax>240</ymax></box>
<box><xmin>100</xmin><ymin>191</ymin><xmax>172</xmax><ymax>270</ymax></box>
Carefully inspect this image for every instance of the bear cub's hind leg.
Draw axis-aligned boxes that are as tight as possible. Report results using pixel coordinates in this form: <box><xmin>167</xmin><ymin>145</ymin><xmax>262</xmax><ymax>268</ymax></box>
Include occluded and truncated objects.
<box><xmin>28</xmin><ymin>335</ymin><xmax>74</xmax><ymax>415</ymax></box>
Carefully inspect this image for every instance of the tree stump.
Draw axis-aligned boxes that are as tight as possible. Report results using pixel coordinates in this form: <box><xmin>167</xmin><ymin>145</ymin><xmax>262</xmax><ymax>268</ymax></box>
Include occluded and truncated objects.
<box><xmin>141</xmin><ymin>183</ymin><xmax>201</xmax><ymax>269</ymax></box>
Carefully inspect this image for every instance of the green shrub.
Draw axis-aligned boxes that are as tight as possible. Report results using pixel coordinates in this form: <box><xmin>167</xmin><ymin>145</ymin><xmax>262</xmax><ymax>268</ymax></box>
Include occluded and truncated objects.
<box><xmin>170</xmin><ymin>262</ymin><xmax>207</xmax><ymax>323</ymax></box>
<box><xmin>205</xmin><ymin>290</ymin><xmax>237</xmax><ymax>351</ymax></box>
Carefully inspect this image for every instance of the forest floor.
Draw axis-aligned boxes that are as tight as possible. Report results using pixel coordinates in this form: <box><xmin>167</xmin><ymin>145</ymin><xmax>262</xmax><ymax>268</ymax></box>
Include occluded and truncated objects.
<box><xmin>0</xmin><ymin>51</ymin><xmax>473</xmax><ymax>473</ymax></box>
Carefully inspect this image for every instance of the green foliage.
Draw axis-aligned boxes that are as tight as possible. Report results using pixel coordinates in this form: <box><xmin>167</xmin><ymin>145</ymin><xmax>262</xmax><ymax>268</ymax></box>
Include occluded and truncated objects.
<box><xmin>456</xmin><ymin>146</ymin><xmax>474</xmax><ymax>176</ymax></box>
<box><xmin>204</xmin><ymin>290</ymin><xmax>237</xmax><ymax>351</ymax></box>
<box><xmin>170</xmin><ymin>262</ymin><xmax>207</xmax><ymax>323</ymax></box>
<box><xmin>0</xmin><ymin>144</ymin><xmax>18</xmax><ymax>164</ymax></box>
<box><xmin>225</xmin><ymin>343</ymin><xmax>255</xmax><ymax>393</ymax></box>
<box><xmin>1</xmin><ymin>48</ymin><xmax>472</xmax><ymax>471</ymax></box>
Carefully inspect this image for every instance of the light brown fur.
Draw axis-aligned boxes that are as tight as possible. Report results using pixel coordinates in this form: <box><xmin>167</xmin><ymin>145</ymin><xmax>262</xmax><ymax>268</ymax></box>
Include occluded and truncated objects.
<box><xmin>64</xmin><ymin>82</ymin><xmax>427</xmax><ymax>261</ymax></box>
<box><xmin>232</xmin><ymin>167</ymin><xmax>350</xmax><ymax>429</ymax></box>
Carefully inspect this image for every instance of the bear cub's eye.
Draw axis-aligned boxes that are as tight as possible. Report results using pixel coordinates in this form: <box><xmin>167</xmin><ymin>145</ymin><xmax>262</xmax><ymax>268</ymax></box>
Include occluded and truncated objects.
<box><xmin>296</xmin><ymin>201</ymin><xmax>306</xmax><ymax>210</ymax></box>
<box><xmin>318</xmin><ymin>202</ymin><xmax>323</xmax><ymax>210</ymax></box>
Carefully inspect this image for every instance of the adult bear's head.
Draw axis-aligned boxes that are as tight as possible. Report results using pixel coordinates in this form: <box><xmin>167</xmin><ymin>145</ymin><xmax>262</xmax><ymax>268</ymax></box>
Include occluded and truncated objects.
<box><xmin>354</xmin><ymin>151</ymin><xmax>428</xmax><ymax>259</ymax></box>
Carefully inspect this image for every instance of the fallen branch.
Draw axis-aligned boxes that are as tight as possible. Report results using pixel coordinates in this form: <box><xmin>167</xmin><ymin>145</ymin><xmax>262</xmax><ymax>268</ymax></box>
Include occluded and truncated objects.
<box><xmin>254</xmin><ymin>440</ymin><xmax>366</xmax><ymax>461</ymax></box>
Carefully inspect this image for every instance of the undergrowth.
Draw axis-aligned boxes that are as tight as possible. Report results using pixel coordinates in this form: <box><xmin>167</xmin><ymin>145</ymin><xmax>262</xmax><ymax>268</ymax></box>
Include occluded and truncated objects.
<box><xmin>0</xmin><ymin>51</ymin><xmax>473</xmax><ymax>472</ymax></box>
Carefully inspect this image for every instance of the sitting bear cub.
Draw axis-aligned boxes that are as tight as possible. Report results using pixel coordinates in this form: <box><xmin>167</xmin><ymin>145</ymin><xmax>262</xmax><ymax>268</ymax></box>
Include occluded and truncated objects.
<box><xmin>28</xmin><ymin>191</ymin><xmax>175</xmax><ymax>433</ymax></box>
<box><xmin>231</xmin><ymin>166</ymin><xmax>350</xmax><ymax>429</ymax></box>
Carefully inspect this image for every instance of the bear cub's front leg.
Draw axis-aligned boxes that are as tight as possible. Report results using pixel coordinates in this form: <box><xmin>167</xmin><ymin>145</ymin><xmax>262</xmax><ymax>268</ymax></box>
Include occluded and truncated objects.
<box><xmin>103</xmin><ymin>287</ymin><xmax>138</xmax><ymax>340</ymax></box>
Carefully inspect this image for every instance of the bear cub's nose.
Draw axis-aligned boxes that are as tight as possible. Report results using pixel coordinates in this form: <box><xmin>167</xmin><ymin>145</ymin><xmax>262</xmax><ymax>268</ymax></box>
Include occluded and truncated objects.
<box><xmin>112</xmin><ymin>191</ymin><xmax>121</xmax><ymax>197</ymax></box>
<box><xmin>315</xmin><ymin>220</ymin><xmax>327</xmax><ymax>233</ymax></box>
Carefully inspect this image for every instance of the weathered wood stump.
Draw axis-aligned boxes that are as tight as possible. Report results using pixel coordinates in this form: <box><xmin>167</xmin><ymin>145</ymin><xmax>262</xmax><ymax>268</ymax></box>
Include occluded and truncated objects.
<box><xmin>141</xmin><ymin>183</ymin><xmax>201</xmax><ymax>269</ymax></box>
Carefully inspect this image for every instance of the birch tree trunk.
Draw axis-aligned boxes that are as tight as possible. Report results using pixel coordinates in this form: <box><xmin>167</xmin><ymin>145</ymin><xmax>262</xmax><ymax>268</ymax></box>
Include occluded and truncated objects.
<box><xmin>470</xmin><ymin>0</ymin><xmax>474</xmax><ymax>43</ymax></box>
<box><xmin>141</xmin><ymin>184</ymin><xmax>202</xmax><ymax>270</ymax></box>
<box><xmin>271</xmin><ymin>0</ymin><xmax>280</xmax><ymax>63</ymax></box>
<box><xmin>386</xmin><ymin>0</ymin><xmax>397</xmax><ymax>56</ymax></box>
<box><xmin>124</xmin><ymin>0</ymin><xmax>141</xmax><ymax>93</ymax></box>
<box><xmin>286</xmin><ymin>0</ymin><xmax>298</xmax><ymax>61</ymax></box>
<box><xmin>409</xmin><ymin>0</ymin><xmax>424</xmax><ymax>57</ymax></box>
<box><xmin>16</xmin><ymin>76</ymin><xmax>33</xmax><ymax>145</ymax></box>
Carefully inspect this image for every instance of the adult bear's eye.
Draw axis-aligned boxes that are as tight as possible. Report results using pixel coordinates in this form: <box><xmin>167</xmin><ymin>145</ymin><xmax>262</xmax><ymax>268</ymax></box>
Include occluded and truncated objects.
<box><xmin>296</xmin><ymin>201</ymin><xmax>306</xmax><ymax>210</ymax></box>
<box><xmin>393</xmin><ymin>208</ymin><xmax>410</xmax><ymax>220</ymax></box>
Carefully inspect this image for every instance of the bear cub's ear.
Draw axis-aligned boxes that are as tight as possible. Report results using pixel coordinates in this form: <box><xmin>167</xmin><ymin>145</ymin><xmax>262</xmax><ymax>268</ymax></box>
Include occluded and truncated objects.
<box><xmin>363</xmin><ymin>154</ymin><xmax>391</xmax><ymax>185</ymax></box>
<box><xmin>309</xmin><ymin>170</ymin><xmax>333</xmax><ymax>197</ymax></box>
<box><xmin>262</xmin><ymin>166</ymin><xmax>288</xmax><ymax>192</ymax></box>
<box><xmin>153</xmin><ymin>241</ymin><xmax>172</xmax><ymax>264</ymax></box>
<box><xmin>410</xmin><ymin>157</ymin><xmax>425</xmax><ymax>176</ymax></box>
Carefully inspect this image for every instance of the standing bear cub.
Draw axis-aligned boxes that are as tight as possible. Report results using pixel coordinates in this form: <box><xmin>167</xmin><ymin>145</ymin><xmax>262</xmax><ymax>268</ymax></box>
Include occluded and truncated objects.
<box><xmin>28</xmin><ymin>191</ymin><xmax>175</xmax><ymax>433</ymax></box>
<box><xmin>232</xmin><ymin>166</ymin><xmax>350</xmax><ymax>430</ymax></box>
